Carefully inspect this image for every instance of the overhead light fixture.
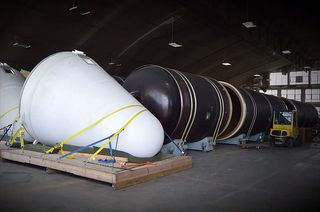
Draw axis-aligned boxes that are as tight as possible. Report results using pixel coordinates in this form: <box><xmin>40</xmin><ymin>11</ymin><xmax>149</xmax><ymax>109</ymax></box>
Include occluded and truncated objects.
<box><xmin>168</xmin><ymin>17</ymin><xmax>182</xmax><ymax>48</ymax></box>
<box><xmin>282</xmin><ymin>50</ymin><xmax>291</xmax><ymax>54</ymax></box>
<box><xmin>168</xmin><ymin>42</ymin><xmax>182</xmax><ymax>48</ymax></box>
<box><xmin>13</xmin><ymin>42</ymin><xmax>31</xmax><ymax>49</ymax></box>
<box><xmin>81</xmin><ymin>11</ymin><xmax>91</xmax><ymax>16</ymax></box>
<box><xmin>108</xmin><ymin>57</ymin><xmax>116</xmax><ymax>65</ymax></box>
<box><xmin>242</xmin><ymin>21</ymin><xmax>256</xmax><ymax>28</ymax></box>
<box><xmin>69</xmin><ymin>6</ymin><xmax>78</xmax><ymax>11</ymax></box>
<box><xmin>242</xmin><ymin>1</ymin><xmax>256</xmax><ymax>28</ymax></box>
<box><xmin>253</xmin><ymin>74</ymin><xmax>261</xmax><ymax>77</ymax></box>
<box><xmin>222</xmin><ymin>62</ymin><xmax>231</xmax><ymax>66</ymax></box>
<box><xmin>69</xmin><ymin>1</ymin><xmax>77</xmax><ymax>11</ymax></box>
<box><xmin>304</xmin><ymin>66</ymin><xmax>311</xmax><ymax>69</ymax></box>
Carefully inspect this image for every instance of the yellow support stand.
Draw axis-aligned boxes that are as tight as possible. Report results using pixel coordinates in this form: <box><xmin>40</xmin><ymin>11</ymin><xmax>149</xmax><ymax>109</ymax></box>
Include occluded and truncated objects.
<box><xmin>9</xmin><ymin>127</ymin><xmax>25</xmax><ymax>149</ymax></box>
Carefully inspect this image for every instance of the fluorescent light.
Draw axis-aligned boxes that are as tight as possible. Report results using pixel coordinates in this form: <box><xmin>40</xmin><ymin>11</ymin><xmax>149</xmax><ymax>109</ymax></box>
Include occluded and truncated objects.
<box><xmin>168</xmin><ymin>42</ymin><xmax>182</xmax><ymax>48</ymax></box>
<box><xmin>69</xmin><ymin>6</ymin><xmax>78</xmax><ymax>11</ymax></box>
<box><xmin>13</xmin><ymin>42</ymin><xmax>31</xmax><ymax>49</ymax></box>
<box><xmin>253</xmin><ymin>74</ymin><xmax>261</xmax><ymax>77</ymax></box>
<box><xmin>69</xmin><ymin>1</ymin><xmax>77</xmax><ymax>11</ymax></box>
<box><xmin>242</xmin><ymin>21</ymin><xmax>256</xmax><ymax>28</ymax></box>
<box><xmin>108</xmin><ymin>62</ymin><xmax>115</xmax><ymax>65</ymax></box>
<box><xmin>222</xmin><ymin>62</ymin><xmax>231</xmax><ymax>66</ymax></box>
<box><xmin>81</xmin><ymin>11</ymin><xmax>91</xmax><ymax>16</ymax></box>
<box><xmin>282</xmin><ymin>50</ymin><xmax>291</xmax><ymax>54</ymax></box>
<box><xmin>304</xmin><ymin>66</ymin><xmax>311</xmax><ymax>69</ymax></box>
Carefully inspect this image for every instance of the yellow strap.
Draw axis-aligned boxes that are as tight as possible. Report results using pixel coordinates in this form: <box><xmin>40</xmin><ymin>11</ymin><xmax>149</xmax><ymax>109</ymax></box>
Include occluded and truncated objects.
<box><xmin>89</xmin><ymin>109</ymin><xmax>147</xmax><ymax>160</ymax></box>
<box><xmin>0</xmin><ymin>107</ymin><xmax>18</xmax><ymax>120</ymax></box>
<box><xmin>9</xmin><ymin>128</ymin><xmax>21</xmax><ymax>145</ymax></box>
<box><xmin>59</xmin><ymin>149</ymin><xmax>74</xmax><ymax>159</ymax></box>
<box><xmin>9</xmin><ymin>127</ymin><xmax>25</xmax><ymax>149</ymax></box>
<box><xmin>19</xmin><ymin>129</ymin><xmax>25</xmax><ymax>149</ymax></box>
<box><xmin>46</xmin><ymin>104</ymin><xmax>143</xmax><ymax>154</ymax></box>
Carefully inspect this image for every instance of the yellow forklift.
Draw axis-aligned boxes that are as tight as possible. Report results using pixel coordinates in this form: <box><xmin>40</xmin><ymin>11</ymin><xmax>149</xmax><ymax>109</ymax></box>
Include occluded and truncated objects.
<box><xmin>270</xmin><ymin>110</ymin><xmax>302</xmax><ymax>147</ymax></box>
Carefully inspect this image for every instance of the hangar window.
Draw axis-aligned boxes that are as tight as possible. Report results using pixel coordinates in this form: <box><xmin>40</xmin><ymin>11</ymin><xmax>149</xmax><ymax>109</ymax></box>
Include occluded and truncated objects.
<box><xmin>305</xmin><ymin>89</ymin><xmax>320</xmax><ymax>102</ymax></box>
<box><xmin>289</xmin><ymin>71</ymin><xmax>308</xmax><ymax>85</ymax></box>
<box><xmin>281</xmin><ymin>89</ymin><xmax>301</xmax><ymax>101</ymax></box>
<box><xmin>311</xmin><ymin>71</ymin><xmax>320</xmax><ymax>84</ymax></box>
<box><xmin>264</xmin><ymin>89</ymin><xmax>278</xmax><ymax>96</ymax></box>
<box><xmin>270</xmin><ymin>72</ymin><xmax>288</xmax><ymax>86</ymax></box>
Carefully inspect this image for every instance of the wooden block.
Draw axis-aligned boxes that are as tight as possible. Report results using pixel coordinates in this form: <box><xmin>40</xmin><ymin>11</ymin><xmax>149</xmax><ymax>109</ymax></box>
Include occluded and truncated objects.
<box><xmin>113</xmin><ymin>156</ymin><xmax>192</xmax><ymax>190</ymax></box>
<box><xmin>240</xmin><ymin>142</ymin><xmax>269</xmax><ymax>149</ymax></box>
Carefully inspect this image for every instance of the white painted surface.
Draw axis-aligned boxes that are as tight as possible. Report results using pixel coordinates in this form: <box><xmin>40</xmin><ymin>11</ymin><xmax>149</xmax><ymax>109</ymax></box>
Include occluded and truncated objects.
<box><xmin>20</xmin><ymin>52</ymin><xmax>164</xmax><ymax>157</ymax></box>
<box><xmin>0</xmin><ymin>63</ymin><xmax>24</xmax><ymax>128</ymax></box>
<box><xmin>0</xmin><ymin>63</ymin><xmax>33</xmax><ymax>141</ymax></box>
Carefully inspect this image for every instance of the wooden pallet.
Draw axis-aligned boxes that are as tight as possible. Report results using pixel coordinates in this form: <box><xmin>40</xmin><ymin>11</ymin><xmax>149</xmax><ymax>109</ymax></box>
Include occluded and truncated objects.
<box><xmin>239</xmin><ymin>142</ymin><xmax>270</xmax><ymax>149</ymax></box>
<box><xmin>0</xmin><ymin>143</ymin><xmax>192</xmax><ymax>189</ymax></box>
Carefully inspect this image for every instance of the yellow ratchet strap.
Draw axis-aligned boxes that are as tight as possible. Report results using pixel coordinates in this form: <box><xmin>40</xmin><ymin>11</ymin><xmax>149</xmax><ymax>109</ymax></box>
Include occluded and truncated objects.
<box><xmin>59</xmin><ymin>148</ymin><xmax>75</xmax><ymax>159</ymax></box>
<box><xmin>46</xmin><ymin>104</ymin><xmax>143</xmax><ymax>154</ymax></box>
<box><xmin>9</xmin><ymin>127</ymin><xmax>25</xmax><ymax>149</ymax></box>
<box><xmin>89</xmin><ymin>109</ymin><xmax>147</xmax><ymax>160</ymax></box>
<box><xmin>0</xmin><ymin>107</ymin><xmax>18</xmax><ymax>120</ymax></box>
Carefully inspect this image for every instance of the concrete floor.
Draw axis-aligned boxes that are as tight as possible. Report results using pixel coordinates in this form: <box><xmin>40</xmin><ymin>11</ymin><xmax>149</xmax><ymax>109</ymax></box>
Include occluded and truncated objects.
<box><xmin>1</xmin><ymin>144</ymin><xmax>320</xmax><ymax>212</ymax></box>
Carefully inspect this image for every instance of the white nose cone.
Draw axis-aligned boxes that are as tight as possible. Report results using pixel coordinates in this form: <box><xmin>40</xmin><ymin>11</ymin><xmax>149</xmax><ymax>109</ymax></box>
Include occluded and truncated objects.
<box><xmin>0</xmin><ymin>63</ymin><xmax>24</xmax><ymax>129</ymax></box>
<box><xmin>20</xmin><ymin>52</ymin><xmax>164</xmax><ymax>158</ymax></box>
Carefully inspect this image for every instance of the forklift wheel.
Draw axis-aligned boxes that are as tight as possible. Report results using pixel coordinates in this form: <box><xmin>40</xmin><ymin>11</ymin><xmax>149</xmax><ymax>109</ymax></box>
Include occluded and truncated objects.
<box><xmin>286</xmin><ymin>138</ymin><xmax>294</xmax><ymax>147</ymax></box>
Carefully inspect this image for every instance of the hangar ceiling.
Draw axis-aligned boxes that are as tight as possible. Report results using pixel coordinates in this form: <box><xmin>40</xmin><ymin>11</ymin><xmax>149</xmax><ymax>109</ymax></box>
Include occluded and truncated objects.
<box><xmin>0</xmin><ymin>0</ymin><xmax>319</xmax><ymax>85</ymax></box>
